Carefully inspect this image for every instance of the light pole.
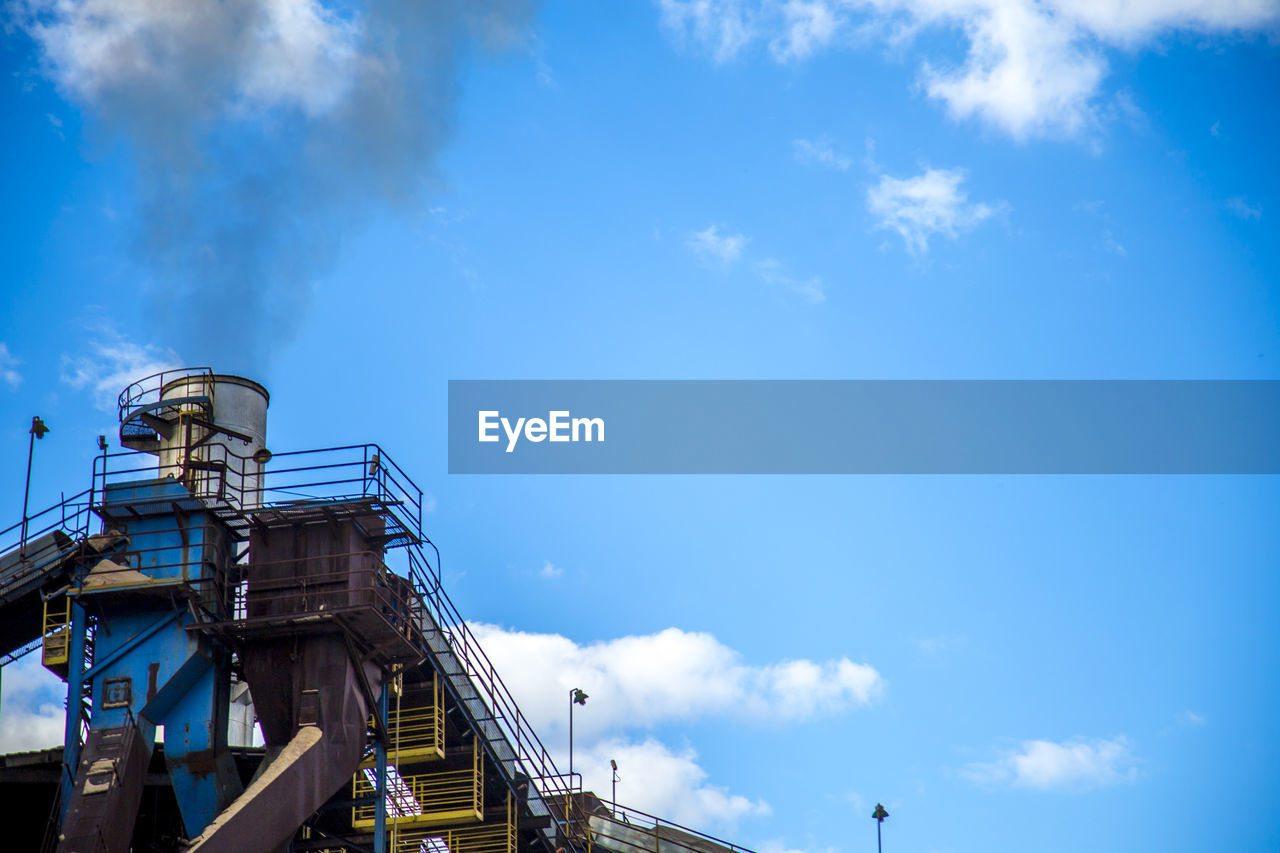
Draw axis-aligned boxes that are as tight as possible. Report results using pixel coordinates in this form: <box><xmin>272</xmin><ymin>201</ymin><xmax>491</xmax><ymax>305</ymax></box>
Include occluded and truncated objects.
<box><xmin>610</xmin><ymin>759</ymin><xmax>620</xmax><ymax>812</ymax></box>
<box><xmin>872</xmin><ymin>803</ymin><xmax>889</xmax><ymax>853</ymax></box>
<box><xmin>19</xmin><ymin>416</ymin><xmax>50</xmax><ymax>560</ymax></box>
<box><xmin>568</xmin><ymin>687</ymin><xmax>587</xmax><ymax>786</ymax></box>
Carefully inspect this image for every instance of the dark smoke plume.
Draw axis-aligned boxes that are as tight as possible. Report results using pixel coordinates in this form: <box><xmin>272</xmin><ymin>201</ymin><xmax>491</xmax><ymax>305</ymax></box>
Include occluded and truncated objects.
<box><xmin>16</xmin><ymin>0</ymin><xmax>534</xmax><ymax>371</ymax></box>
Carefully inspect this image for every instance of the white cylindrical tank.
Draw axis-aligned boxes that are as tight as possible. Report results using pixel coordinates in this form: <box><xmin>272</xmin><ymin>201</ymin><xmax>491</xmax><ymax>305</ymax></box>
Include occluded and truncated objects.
<box><xmin>156</xmin><ymin>374</ymin><xmax>270</xmax><ymax>509</ymax></box>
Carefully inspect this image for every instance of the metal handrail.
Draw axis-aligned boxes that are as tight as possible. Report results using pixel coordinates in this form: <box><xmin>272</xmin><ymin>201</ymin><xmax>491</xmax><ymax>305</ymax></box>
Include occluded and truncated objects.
<box><xmin>91</xmin><ymin>443</ymin><xmax>426</xmax><ymax>548</ymax></box>
<box><xmin>591</xmin><ymin>802</ymin><xmax>757</xmax><ymax>853</ymax></box>
<box><xmin>398</xmin><ymin>543</ymin><xmax>603</xmax><ymax>850</ymax></box>
<box><xmin>3</xmin><ymin>440</ymin><xmax>748</xmax><ymax>853</ymax></box>
<box><xmin>116</xmin><ymin>367</ymin><xmax>214</xmax><ymax>425</ymax></box>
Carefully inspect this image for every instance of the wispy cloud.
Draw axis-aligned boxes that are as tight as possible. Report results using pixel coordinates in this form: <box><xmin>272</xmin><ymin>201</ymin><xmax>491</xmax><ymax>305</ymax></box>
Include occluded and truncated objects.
<box><xmin>657</xmin><ymin>0</ymin><xmax>1280</xmax><ymax>139</ymax></box>
<box><xmin>658</xmin><ymin>0</ymin><xmax>756</xmax><ymax>64</ymax></box>
<box><xmin>0</xmin><ymin>343</ymin><xmax>22</xmax><ymax>389</ymax></box>
<box><xmin>914</xmin><ymin>634</ymin><xmax>965</xmax><ymax>658</ymax></box>
<box><xmin>1223</xmin><ymin>196</ymin><xmax>1263</xmax><ymax>220</ymax></box>
<box><xmin>688</xmin><ymin>224</ymin><xmax>825</xmax><ymax>301</ymax></box>
<box><xmin>1102</xmin><ymin>229</ymin><xmax>1126</xmax><ymax>256</ymax></box>
<box><xmin>961</xmin><ymin>736</ymin><xmax>1138</xmax><ymax>791</ymax></box>
<box><xmin>867</xmin><ymin>167</ymin><xmax>999</xmax><ymax>254</ymax></box>
<box><xmin>756</xmin><ymin>258</ymin><xmax>825</xmax><ymax>303</ymax></box>
<box><xmin>688</xmin><ymin>224</ymin><xmax>749</xmax><ymax>265</ymax></box>
<box><xmin>539</xmin><ymin>560</ymin><xmax>564</xmax><ymax>580</ymax></box>
<box><xmin>793</xmin><ymin>136</ymin><xmax>851</xmax><ymax>170</ymax></box>
<box><xmin>60</xmin><ymin>320</ymin><xmax>181</xmax><ymax>410</ymax></box>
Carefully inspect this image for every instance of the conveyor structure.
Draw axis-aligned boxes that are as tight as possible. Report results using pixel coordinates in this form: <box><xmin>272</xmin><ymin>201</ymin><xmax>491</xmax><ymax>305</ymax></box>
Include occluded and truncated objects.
<box><xmin>0</xmin><ymin>369</ymin><xmax>757</xmax><ymax>853</ymax></box>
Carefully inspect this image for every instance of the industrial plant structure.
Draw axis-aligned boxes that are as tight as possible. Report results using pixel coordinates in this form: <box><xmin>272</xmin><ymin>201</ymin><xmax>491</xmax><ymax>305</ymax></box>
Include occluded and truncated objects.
<box><xmin>0</xmin><ymin>369</ymin><xmax>752</xmax><ymax>853</ymax></box>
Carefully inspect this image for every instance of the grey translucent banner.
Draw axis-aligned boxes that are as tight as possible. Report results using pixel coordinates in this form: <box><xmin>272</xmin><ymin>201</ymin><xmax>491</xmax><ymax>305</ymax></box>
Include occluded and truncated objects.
<box><xmin>447</xmin><ymin>381</ymin><xmax>1280</xmax><ymax>474</ymax></box>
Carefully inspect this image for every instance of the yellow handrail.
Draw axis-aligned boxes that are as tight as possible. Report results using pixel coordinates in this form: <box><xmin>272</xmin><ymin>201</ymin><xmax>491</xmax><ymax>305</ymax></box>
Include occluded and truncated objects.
<box><xmin>41</xmin><ymin>595</ymin><xmax>71</xmax><ymax>675</ymax></box>
<box><xmin>353</xmin><ymin>739</ymin><xmax>482</xmax><ymax>829</ymax></box>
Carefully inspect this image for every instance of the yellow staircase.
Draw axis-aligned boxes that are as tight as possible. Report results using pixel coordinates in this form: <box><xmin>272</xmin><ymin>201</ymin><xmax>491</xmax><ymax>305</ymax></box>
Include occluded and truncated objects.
<box><xmin>353</xmin><ymin>738</ymin><xmax>483</xmax><ymax>829</ymax></box>
<box><xmin>41</xmin><ymin>595</ymin><xmax>71</xmax><ymax>678</ymax></box>
<box><xmin>353</xmin><ymin>670</ymin><xmax>518</xmax><ymax>851</ymax></box>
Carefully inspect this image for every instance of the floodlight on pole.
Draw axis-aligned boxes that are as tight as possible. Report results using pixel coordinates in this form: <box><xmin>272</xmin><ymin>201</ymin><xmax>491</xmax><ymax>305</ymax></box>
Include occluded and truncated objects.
<box><xmin>872</xmin><ymin>803</ymin><xmax>889</xmax><ymax>853</ymax></box>
<box><xmin>20</xmin><ymin>416</ymin><xmax>50</xmax><ymax>560</ymax></box>
<box><xmin>610</xmin><ymin>759</ymin><xmax>620</xmax><ymax>813</ymax></box>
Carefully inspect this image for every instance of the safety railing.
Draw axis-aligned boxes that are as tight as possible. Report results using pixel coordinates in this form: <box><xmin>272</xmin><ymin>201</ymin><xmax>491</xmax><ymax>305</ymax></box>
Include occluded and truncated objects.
<box><xmin>91</xmin><ymin>443</ymin><xmax>425</xmax><ymax>548</ymax></box>
<box><xmin>588</xmin><ymin>803</ymin><xmax>757</xmax><ymax>853</ymax></box>
<box><xmin>42</xmin><ymin>594</ymin><xmax>71</xmax><ymax>674</ymax></box>
<box><xmin>390</xmin><ymin>793</ymin><xmax>515</xmax><ymax>853</ymax></box>
<box><xmin>226</xmin><ymin>556</ymin><xmax>423</xmax><ymax>663</ymax></box>
<box><xmin>354</xmin><ymin>740</ymin><xmax>483</xmax><ymax>828</ymax></box>
<box><xmin>117</xmin><ymin>367</ymin><xmax>216</xmax><ymax>427</ymax></box>
<box><xmin>0</xmin><ymin>488</ymin><xmax>94</xmax><ymax>603</ymax></box>
<box><xmin>395</xmin><ymin>541</ymin><xmax>598</xmax><ymax>848</ymax></box>
<box><xmin>375</xmin><ymin>673</ymin><xmax>445</xmax><ymax>766</ymax></box>
<box><xmin>5</xmin><ymin>438</ymin><xmax>748</xmax><ymax>853</ymax></box>
<box><xmin>69</xmin><ymin>514</ymin><xmax>234</xmax><ymax>617</ymax></box>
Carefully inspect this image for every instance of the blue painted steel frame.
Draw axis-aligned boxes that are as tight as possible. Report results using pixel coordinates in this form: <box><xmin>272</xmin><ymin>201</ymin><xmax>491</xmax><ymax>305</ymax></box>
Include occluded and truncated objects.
<box><xmin>375</xmin><ymin>682</ymin><xmax>388</xmax><ymax>853</ymax></box>
<box><xmin>64</xmin><ymin>478</ymin><xmax>243</xmax><ymax>838</ymax></box>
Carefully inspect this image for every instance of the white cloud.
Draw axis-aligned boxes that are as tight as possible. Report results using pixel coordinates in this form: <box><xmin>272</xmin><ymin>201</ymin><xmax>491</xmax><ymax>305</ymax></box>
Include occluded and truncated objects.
<box><xmin>793</xmin><ymin>136</ymin><xmax>852</xmax><ymax>170</ymax></box>
<box><xmin>463</xmin><ymin>623</ymin><xmax>877</xmax><ymax>830</ymax></box>
<box><xmin>961</xmin><ymin>736</ymin><xmax>1138</xmax><ymax>790</ymax></box>
<box><xmin>659</xmin><ymin>0</ymin><xmax>757</xmax><ymax>63</ymax></box>
<box><xmin>60</xmin><ymin>322</ymin><xmax>182</xmax><ymax>410</ymax></box>
<box><xmin>579</xmin><ymin>738</ymin><xmax>769</xmax><ymax>828</ymax></box>
<box><xmin>656</xmin><ymin>0</ymin><xmax>1280</xmax><ymax>139</ymax></box>
<box><xmin>770</xmin><ymin>0</ymin><xmax>844</xmax><ymax>60</ymax></box>
<box><xmin>1224</xmin><ymin>196</ymin><xmax>1263</xmax><ymax>220</ymax></box>
<box><xmin>0</xmin><ymin>343</ymin><xmax>22</xmax><ymax>389</ymax></box>
<box><xmin>539</xmin><ymin>560</ymin><xmax>564</xmax><ymax>579</ymax></box>
<box><xmin>914</xmin><ymin>0</ymin><xmax>1107</xmax><ymax>138</ymax></box>
<box><xmin>0</xmin><ymin>655</ymin><xmax>67</xmax><ymax>753</ymax></box>
<box><xmin>757</xmin><ymin>258</ymin><xmax>826</xmax><ymax>303</ymax></box>
<box><xmin>466</xmin><ymin>623</ymin><xmax>882</xmax><ymax>741</ymax></box>
<box><xmin>688</xmin><ymin>224</ymin><xmax>749</xmax><ymax>265</ymax></box>
<box><xmin>867</xmin><ymin>166</ymin><xmax>998</xmax><ymax>253</ymax></box>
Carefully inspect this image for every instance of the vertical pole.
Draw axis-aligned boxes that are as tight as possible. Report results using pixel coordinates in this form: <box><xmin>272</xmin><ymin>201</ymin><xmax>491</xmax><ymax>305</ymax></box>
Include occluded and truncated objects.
<box><xmin>877</xmin><ymin>819</ymin><xmax>882</xmax><ymax>853</ymax></box>
<box><xmin>60</xmin><ymin>602</ymin><xmax>86</xmax><ymax>821</ymax></box>
<box><xmin>20</xmin><ymin>425</ymin><xmax>36</xmax><ymax>559</ymax></box>
<box><xmin>568</xmin><ymin>694</ymin><xmax>575</xmax><ymax>853</ymax></box>
<box><xmin>375</xmin><ymin>681</ymin><xmax>388</xmax><ymax>853</ymax></box>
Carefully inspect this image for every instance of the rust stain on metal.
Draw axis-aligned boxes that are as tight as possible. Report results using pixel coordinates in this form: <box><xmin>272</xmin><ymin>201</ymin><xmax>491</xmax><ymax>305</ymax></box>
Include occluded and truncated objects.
<box><xmin>172</xmin><ymin>748</ymin><xmax>218</xmax><ymax>777</ymax></box>
<box><xmin>147</xmin><ymin>662</ymin><xmax>159</xmax><ymax>703</ymax></box>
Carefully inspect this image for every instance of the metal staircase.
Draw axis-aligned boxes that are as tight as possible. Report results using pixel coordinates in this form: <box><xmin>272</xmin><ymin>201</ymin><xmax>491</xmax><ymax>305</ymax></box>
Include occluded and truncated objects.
<box><xmin>5</xmin><ymin>423</ymin><xmax>752</xmax><ymax>853</ymax></box>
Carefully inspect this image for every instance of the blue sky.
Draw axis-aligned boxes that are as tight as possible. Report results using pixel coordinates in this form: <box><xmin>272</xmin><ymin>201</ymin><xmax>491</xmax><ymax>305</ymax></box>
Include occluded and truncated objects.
<box><xmin>2</xmin><ymin>2</ymin><xmax>1279</xmax><ymax>852</ymax></box>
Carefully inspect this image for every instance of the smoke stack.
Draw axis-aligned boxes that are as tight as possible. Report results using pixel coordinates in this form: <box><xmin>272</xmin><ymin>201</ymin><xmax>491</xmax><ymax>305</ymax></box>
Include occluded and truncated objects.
<box><xmin>121</xmin><ymin>370</ymin><xmax>270</xmax><ymax>510</ymax></box>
